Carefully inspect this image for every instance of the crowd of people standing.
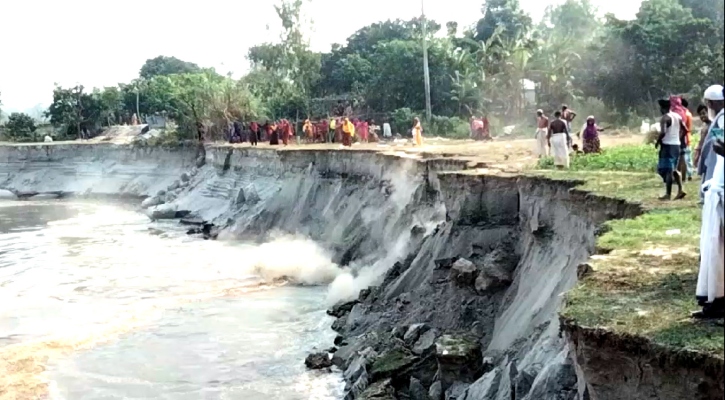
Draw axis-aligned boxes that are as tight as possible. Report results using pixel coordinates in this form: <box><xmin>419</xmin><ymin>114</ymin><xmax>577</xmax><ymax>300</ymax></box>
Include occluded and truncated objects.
<box><xmin>532</xmin><ymin>105</ymin><xmax>590</xmax><ymax>169</ymax></box>
<box><xmin>530</xmin><ymin>87</ymin><xmax>724</xmax><ymax>320</ymax></box>
<box><xmin>210</xmin><ymin>116</ymin><xmax>410</xmax><ymax>148</ymax></box>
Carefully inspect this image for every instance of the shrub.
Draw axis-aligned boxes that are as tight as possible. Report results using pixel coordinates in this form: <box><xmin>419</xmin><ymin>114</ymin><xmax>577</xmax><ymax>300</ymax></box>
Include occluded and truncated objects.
<box><xmin>426</xmin><ymin>115</ymin><xmax>470</xmax><ymax>139</ymax></box>
<box><xmin>390</xmin><ymin>108</ymin><xmax>417</xmax><ymax>136</ymax></box>
<box><xmin>4</xmin><ymin>112</ymin><xmax>37</xmax><ymax>142</ymax></box>
<box><xmin>536</xmin><ymin>144</ymin><xmax>657</xmax><ymax>173</ymax></box>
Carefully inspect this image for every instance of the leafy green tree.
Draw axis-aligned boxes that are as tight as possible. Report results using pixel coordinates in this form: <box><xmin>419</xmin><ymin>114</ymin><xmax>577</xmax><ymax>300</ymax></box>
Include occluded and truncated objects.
<box><xmin>5</xmin><ymin>112</ymin><xmax>37</xmax><ymax>142</ymax></box>
<box><xmin>474</xmin><ymin>0</ymin><xmax>532</xmax><ymax>44</ymax></box>
<box><xmin>247</xmin><ymin>0</ymin><xmax>321</xmax><ymax>118</ymax></box>
<box><xmin>46</xmin><ymin>86</ymin><xmax>81</xmax><ymax>138</ymax></box>
<box><xmin>95</xmin><ymin>86</ymin><xmax>124</xmax><ymax>126</ymax></box>
<box><xmin>46</xmin><ymin>85</ymin><xmax>105</xmax><ymax>138</ymax></box>
<box><xmin>527</xmin><ymin>0</ymin><xmax>600</xmax><ymax>109</ymax></box>
<box><xmin>139</xmin><ymin>56</ymin><xmax>201</xmax><ymax>79</ymax></box>
<box><xmin>587</xmin><ymin>0</ymin><xmax>721</xmax><ymax>115</ymax></box>
<box><xmin>679</xmin><ymin>0</ymin><xmax>724</xmax><ymax>33</ymax></box>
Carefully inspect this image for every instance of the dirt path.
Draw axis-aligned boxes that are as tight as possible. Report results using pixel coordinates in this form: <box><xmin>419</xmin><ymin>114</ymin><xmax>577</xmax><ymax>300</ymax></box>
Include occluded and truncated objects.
<box><xmin>1</xmin><ymin>133</ymin><xmax>646</xmax><ymax>172</ymax></box>
<box><xmin>274</xmin><ymin>134</ymin><xmax>646</xmax><ymax>170</ymax></box>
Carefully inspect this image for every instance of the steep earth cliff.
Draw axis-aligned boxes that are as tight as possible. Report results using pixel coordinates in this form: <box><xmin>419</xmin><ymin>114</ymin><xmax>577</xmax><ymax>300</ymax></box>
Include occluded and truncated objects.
<box><xmin>1</xmin><ymin>143</ymin><xmax>719</xmax><ymax>400</ymax></box>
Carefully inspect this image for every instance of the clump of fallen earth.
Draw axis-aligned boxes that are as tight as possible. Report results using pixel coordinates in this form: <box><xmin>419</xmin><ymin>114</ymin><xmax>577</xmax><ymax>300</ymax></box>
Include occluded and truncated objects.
<box><xmin>305</xmin><ymin>242</ymin><xmax>522</xmax><ymax>400</ymax></box>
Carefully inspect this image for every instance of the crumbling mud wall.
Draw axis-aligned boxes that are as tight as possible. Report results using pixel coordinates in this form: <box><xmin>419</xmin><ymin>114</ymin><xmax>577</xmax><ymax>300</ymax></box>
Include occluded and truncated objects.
<box><xmin>1</xmin><ymin>143</ymin><xmax>718</xmax><ymax>400</ymax></box>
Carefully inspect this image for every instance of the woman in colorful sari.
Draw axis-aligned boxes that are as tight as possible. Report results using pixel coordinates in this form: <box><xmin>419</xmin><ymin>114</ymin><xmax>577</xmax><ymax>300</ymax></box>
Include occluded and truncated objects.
<box><xmin>412</xmin><ymin>117</ymin><xmax>423</xmax><ymax>146</ymax></box>
<box><xmin>277</xmin><ymin>119</ymin><xmax>288</xmax><ymax>146</ymax></box>
<box><xmin>470</xmin><ymin>117</ymin><xmax>483</xmax><ymax>140</ymax></box>
<box><xmin>249</xmin><ymin>121</ymin><xmax>259</xmax><ymax>145</ymax></box>
<box><xmin>268</xmin><ymin>121</ymin><xmax>279</xmax><ymax>145</ymax></box>
<box><xmin>334</xmin><ymin>118</ymin><xmax>343</xmax><ymax>143</ymax></box>
<box><xmin>303</xmin><ymin>119</ymin><xmax>314</xmax><ymax>143</ymax></box>
<box><xmin>341</xmin><ymin>117</ymin><xmax>354</xmax><ymax>147</ymax></box>
<box><xmin>481</xmin><ymin>115</ymin><xmax>491</xmax><ymax>140</ymax></box>
<box><xmin>580</xmin><ymin>116</ymin><xmax>604</xmax><ymax>154</ymax></box>
<box><xmin>359</xmin><ymin>120</ymin><xmax>369</xmax><ymax>143</ymax></box>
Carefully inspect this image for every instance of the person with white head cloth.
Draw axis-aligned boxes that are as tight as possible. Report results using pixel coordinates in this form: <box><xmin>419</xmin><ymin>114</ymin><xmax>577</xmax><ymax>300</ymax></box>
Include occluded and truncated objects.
<box><xmin>697</xmin><ymin>85</ymin><xmax>725</xmax><ymax>191</ymax></box>
<box><xmin>693</xmin><ymin>84</ymin><xmax>725</xmax><ymax>319</ymax></box>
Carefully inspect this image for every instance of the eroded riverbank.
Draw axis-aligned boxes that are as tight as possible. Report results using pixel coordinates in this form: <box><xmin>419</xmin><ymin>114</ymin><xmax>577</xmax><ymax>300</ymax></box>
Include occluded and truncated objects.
<box><xmin>1</xmin><ymin>143</ymin><xmax>722</xmax><ymax>400</ymax></box>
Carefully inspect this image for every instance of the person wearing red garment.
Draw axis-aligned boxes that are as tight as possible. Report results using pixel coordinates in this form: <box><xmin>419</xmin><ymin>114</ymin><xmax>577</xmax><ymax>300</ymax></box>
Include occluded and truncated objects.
<box><xmin>481</xmin><ymin>115</ymin><xmax>491</xmax><ymax>140</ymax></box>
<box><xmin>359</xmin><ymin>120</ymin><xmax>369</xmax><ymax>143</ymax></box>
<box><xmin>317</xmin><ymin>120</ymin><xmax>329</xmax><ymax>142</ymax></box>
<box><xmin>280</xmin><ymin>119</ymin><xmax>293</xmax><ymax>146</ymax></box>
<box><xmin>249</xmin><ymin>121</ymin><xmax>259</xmax><ymax>146</ymax></box>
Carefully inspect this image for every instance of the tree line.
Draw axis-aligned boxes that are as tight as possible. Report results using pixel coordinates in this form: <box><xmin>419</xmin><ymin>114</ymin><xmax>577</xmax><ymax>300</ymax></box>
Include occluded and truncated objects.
<box><xmin>2</xmin><ymin>0</ymin><xmax>723</xmax><ymax>141</ymax></box>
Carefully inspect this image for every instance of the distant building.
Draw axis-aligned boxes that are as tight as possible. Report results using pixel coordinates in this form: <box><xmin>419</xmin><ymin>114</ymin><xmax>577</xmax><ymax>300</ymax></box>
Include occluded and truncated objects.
<box><xmin>146</xmin><ymin>115</ymin><xmax>167</xmax><ymax>129</ymax></box>
<box><xmin>521</xmin><ymin>79</ymin><xmax>536</xmax><ymax>105</ymax></box>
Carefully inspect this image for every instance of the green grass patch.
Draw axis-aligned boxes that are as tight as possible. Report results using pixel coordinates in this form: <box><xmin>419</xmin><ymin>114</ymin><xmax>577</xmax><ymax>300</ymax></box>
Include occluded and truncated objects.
<box><xmin>598</xmin><ymin>207</ymin><xmax>701</xmax><ymax>251</ymax></box>
<box><xmin>531</xmin><ymin>156</ymin><xmax>723</xmax><ymax>358</ymax></box>
<box><xmin>537</xmin><ymin>144</ymin><xmax>656</xmax><ymax>172</ymax></box>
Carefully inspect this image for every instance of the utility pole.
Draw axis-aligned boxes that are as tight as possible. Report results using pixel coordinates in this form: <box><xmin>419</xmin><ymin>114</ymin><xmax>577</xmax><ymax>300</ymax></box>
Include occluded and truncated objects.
<box><xmin>422</xmin><ymin>0</ymin><xmax>432</xmax><ymax>122</ymax></box>
<box><xmin>76</xmin><ymin>85</ymin><xmax>83</xmax><ymax>140</ymax></box>
<box><xmin>136</xmin><ymin>80</ymin><xmax>142</xmax><ymax>121</ymax></box>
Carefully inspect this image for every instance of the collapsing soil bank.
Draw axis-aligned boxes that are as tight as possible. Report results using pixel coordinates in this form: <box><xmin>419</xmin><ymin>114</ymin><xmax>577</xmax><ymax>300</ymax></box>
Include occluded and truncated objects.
<box><xmin>0</xmin><ymin>143</ymin><xmax>721</xmax><ymax>399</ymax></box>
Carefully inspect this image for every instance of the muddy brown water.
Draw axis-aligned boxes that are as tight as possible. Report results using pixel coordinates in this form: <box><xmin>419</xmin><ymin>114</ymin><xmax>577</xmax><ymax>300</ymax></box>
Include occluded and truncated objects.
<box><xmin>0</xmin><ymin>200</ymin><xmax>343</xmax><ymax>400</ymax></box>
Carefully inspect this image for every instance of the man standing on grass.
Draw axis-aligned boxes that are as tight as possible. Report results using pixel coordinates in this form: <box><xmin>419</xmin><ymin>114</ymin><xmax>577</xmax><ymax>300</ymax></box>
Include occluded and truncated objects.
<box><xmin>694</xmin><ymin>104</ymin><xmax>711</xmax><ymax>171</ymax></box>
<box><xmin>547</xmin><ymin>111</ymin><xmax>571</xmax><ymax>169</ymax></box>
<box><xmin>679</xmin><ymin>98</ymin><xmax>695</xmax><ymax>181</ymax></box>
<box><xmin>697</xmin><ymin>86</ymin><xmax>724</xmax><ymax>196</ymax></box>
<box><xmin>535</xmin><ymin>109</ymin><xmax>549</xmax><ymax>158</ymax></box>
<box><xmin>695</xmin><ymin>104</ymin><xmax>713</xmax><ymax>203</ymax></box>
<box><xmin>694</xmin><ymin>85</ymin><xmax>725</xmax><ymax>320</ymax></box>
<box><xmin>655</xmin><ymin>98</ymin><xmax>687</xmax><ymax>200</ymax></box>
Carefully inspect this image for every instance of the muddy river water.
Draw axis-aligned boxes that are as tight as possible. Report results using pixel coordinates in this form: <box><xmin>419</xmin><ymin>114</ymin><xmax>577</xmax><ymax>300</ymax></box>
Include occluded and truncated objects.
<box><xmin>0</xmin><ymin>200</ymin><xmax>343</xmax><ymax>399</ymax></box>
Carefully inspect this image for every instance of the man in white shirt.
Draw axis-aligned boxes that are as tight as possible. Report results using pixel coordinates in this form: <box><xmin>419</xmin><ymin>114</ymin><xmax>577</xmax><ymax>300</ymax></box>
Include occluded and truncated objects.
<box><xmin>694</xmin><ymin>84</ymin><xmax>725</xmax><ymax>319</ymax></box>
<box><xmin>656</xmin><ymin>98</ymin><xmax>687</xmax><ymax>200</ymax></box>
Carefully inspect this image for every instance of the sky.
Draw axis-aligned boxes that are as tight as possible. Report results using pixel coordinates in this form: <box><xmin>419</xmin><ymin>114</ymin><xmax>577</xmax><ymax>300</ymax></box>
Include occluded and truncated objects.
<box><xmin>0</xmin><ymin>0</ymin><xmax>642</xmax><ymax>114</ymax></box>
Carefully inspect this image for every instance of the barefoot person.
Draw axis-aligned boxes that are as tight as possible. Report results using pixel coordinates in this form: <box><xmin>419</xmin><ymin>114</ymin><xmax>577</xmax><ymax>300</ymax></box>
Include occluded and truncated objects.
<box><xmin>535</xmin><ymin>109</ymin><xmax>549</xmax><ymax>157</ymax></box>
<box><xmin>656</xmin><ymin>98</ymin><xmax>687</xmax><ymax>200</ymax></box>
<box><xmin>547</xmin><ymin>111</ymin><xmax>571</xmax><ymax>169</ymax></box>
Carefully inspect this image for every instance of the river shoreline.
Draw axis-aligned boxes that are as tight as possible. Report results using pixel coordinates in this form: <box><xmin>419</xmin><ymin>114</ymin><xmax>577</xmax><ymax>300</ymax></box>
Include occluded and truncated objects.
<box><xmin>1</xmin><ymin>142</ymin><xmax>722</xmax><ymax>399</ymax></box>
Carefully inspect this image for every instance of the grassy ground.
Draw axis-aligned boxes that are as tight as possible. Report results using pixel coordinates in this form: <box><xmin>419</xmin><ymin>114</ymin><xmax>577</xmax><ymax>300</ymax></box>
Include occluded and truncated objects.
<box><xmin>534</xmin><ymin>145</ymin><xmax>724</xmax><ymax>357</ymax></box>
